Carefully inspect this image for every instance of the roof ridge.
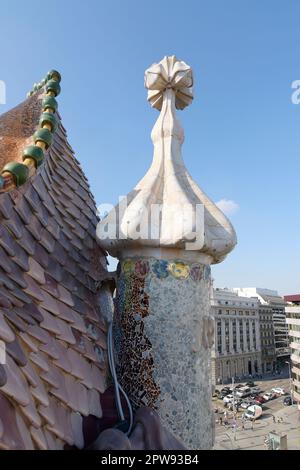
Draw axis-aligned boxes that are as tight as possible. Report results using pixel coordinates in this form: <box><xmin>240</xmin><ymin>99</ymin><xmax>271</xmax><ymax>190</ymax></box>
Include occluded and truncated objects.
<box><xmin>0</xmin><ymin>70</ymin><xmax>61</xmax><ymax>192</ymax></box>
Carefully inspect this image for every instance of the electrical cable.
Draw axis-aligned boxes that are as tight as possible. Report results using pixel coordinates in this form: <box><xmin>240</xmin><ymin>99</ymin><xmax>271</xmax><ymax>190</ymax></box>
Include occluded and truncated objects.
<box><xmin>118</xmin><ymin>383</ymin><xmax>134</xmax><ymax>435</ymax></box>
<box><xmin>108</xmin><ymin>323</ymin><xmax>124</xmax><ymax>421</ymax></box>
<box><xmin>107</xmin><ymin>322</ymin><xmax>133</xmax><ymax>435</ymax></box>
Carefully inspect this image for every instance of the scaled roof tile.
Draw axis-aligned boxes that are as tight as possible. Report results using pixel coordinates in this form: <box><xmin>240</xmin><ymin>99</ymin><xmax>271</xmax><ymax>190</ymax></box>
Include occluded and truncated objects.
<box><xmin>30</xmin><ymin>426</ymin><xmax>48</xmax><ymax>450</ymax></box>
<box><xmin>6</xmin><ymin>338</ymin><xmax>27</xmax><ymax>367</ymax></box>
<box><xmin>27</xmin><ymin>257</ymin><xmax>46</xmax><ymax>284</ymax></box>
<box><xmin>1</xmin><ymin>356</ymin><xmax>31</xmax><ymax>406</ymax></box>
<box><xmin>0</xmin><ymin>311</ymin><xmax>15</xmax><ymax>342</ymax></box>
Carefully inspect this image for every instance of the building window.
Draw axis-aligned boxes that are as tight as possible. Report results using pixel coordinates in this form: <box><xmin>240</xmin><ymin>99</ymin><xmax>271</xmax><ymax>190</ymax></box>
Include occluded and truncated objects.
<box><xmin>246</xmin><ymin>320</ymin><xmax>250</xmax><ymax>349</ymax></box>
<box><xmin>233</xmin><ymin>321</ymin><xmax>237</xmax><ymax>352</ymax></box>
<box><xmin>240</xmin><ymin>320</ymin><xmax>244</xmax><ymax>351</ymax></box>
<box><xmin>225</xmin><ymin>320</ymin><xmax>229</xmax><ymax>352</ymax></box>
<box><xmin>253</xmin><ymin>322</ymin><xmax>256</xmax><ymax>349</ymax></box>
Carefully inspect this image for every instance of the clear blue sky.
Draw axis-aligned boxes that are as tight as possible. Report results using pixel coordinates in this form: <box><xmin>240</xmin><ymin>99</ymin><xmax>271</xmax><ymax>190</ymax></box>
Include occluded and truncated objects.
<box><xmin>1</xmin><ymin>0</ymin><xmax>299</xmax><ymax>295</ymax></box>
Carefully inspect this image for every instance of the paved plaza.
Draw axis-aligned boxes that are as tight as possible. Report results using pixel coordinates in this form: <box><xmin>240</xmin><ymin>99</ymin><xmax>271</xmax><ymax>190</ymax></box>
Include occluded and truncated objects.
<box><xmin>213</xmin><ymin>377</ymin><xmax>300</xmax><ymax>450</ymax></box>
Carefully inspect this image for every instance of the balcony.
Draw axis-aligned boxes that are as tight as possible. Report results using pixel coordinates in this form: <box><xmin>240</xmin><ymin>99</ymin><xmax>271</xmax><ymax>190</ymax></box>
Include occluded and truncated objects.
<box><xmin>288</xmin><ymin>330</ymin><xmax>300</xmax><ymax>339</ymax></box>
<box><xmin>276</xmin><ymin>347</ymin><xmax>291</xmax><ymax>357</ymax></box>
<box><xmin>291</xmin><ymin>353</ymin><xmax>300</xmax><ymax>364</ymax></box>
<box><xmin>294</xmin><ymin>378</ymin><xmax>300</xmax><ymax>389</ymax></box>
<box><xmin>286</xmin><ymin>318</ymin><xmax>300</xmax><ymax>326</ymax></box>
<box><xmin>292</xmin><ymin>365</ymin><xmax>300</xmax><ymax>376</ymax></box>
<box><xmin>293</xmin><ymin>389</ymin><xmax>300</xmax><ymax>403</ymax></box>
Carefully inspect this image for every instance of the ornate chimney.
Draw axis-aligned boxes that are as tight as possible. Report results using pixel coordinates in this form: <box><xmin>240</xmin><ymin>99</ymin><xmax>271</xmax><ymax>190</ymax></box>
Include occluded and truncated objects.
<box><xmin>97</xmin><ymin>56</ymin><xmax>237</xmax><ymax>449</ymax></box>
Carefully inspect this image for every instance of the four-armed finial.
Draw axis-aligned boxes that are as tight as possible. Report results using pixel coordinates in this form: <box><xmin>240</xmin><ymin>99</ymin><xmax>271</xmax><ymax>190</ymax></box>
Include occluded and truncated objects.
<box><xmin>144</xmin><ymin>55</ymin><xmax>193</xmax><ymax>110</ymax></box>
<box><xmin>97</xmin><ymin>55</ymin><xmax>236</xmax><ymax>264</ymax></box>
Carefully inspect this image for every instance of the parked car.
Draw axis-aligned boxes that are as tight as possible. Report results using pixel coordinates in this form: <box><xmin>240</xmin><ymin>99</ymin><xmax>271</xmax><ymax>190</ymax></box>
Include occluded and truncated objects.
<box><xmin>249</xmin><ymin>392</ymin><xmax>260</xmax><ymax>399</ymax></box>
<box><xmin>236</xmin><ymin>387</ymin><xmax>252</xmax><ymax>398</ymax></box>
<box><xmin>219</xmin><ymin>394</ymin><xmax>227</xmax><ymax>400</ymax></box>
<box><xmin>245</xmin><ymin>405</ymin><xmax>263</xmax><ymax>421</ymax></box>
<box><xmin>263</xmin><ymin>392</ymin><xmax>276</xmax><ymax>401</ymax></box>
<box><xmin>254</xmin><ymin>395</ymin><xmax>266</xmax><ymax>404</ymax></box>
<box><xmin>283</xmin><ymin>396</ymin><xmax>293</xmax><ymax>406</ymax></box>
<box><xmin>219</xmin><ymin>391</ymin><xmax>230</xmax><ymax>400</ymax></box>
<box><xmin>219</xmin><ymin>387</ymin><xmax>230</xmax><ymax>399</ymax></box>
<box><xmin>240</xmin><ymin>400</ymin><xmax>252</xmax><ymax>409</ymax></box>
<box><xmin>271</xmin><ymin>387</ymin><xmax>286</xmax><ymax>396</ymax></box>
<box><xmin>223</xmin><ymin>394</ymin><xmax>234</xmax><ymax>404</ymax></box>
<box><xmin>250</xmin><ymin>386</ymin><xmax>261</xmax><ymax>394</ymax></box>
<box><xmin>220</xmin><ymin>387</ymin><xmax>230</xmax><ymax>394</ymax></box>
<box><xmin>246</xmin><ymin>381</ymin><xmax>255</xmax><ymax>388</ymax></box>
<box><xmin>227</xmin><ymin>400</ymin><xmax>242</xmax><ymax>411</ymax></box>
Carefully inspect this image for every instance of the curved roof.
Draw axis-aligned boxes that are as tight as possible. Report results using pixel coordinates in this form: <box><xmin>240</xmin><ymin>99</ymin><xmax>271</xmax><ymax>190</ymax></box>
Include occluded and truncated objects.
<box><xmin>0</xmin><ymin>94</ymin><xmax>42</xmax><ymax>170</ymax></box>
<box><xmin>0</xmin><ymin>73</ymin><xmax>111</xmax><ymax>449</ymax></box>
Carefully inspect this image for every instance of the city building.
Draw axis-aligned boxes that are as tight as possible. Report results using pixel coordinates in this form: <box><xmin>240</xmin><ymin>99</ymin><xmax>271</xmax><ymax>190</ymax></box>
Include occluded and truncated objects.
<box><xmin>284</xmin><ymin>295</ymin><xmax>300</xmax><ymax>407</ymax></box>
<box><xmin>211</xmin><ymin>288</ymin><xmax>262</xmax><ymax>384</ymax></box>
<box><xmin>233</xmin><ymin>288</ymin><xmax>289</xmax><ymax>366</ymax></box>
<box><xmin>257</xmin><ymin>303</ymin><xmax>276</xmax><ymax>374</ymax></box>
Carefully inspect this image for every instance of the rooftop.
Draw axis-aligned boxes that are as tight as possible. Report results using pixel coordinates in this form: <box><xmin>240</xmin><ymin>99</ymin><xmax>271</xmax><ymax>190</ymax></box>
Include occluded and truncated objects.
<box><xmin>284</xmin><ymin>294</ymin><xmax>300</xmax><ymax>304</ymax></box>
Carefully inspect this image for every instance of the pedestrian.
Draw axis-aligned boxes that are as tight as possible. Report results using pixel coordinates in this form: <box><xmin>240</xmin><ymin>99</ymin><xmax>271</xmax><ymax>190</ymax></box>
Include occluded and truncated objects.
<box><xmin>272</xmin><ymin>415</ymin><xmax>276</xmax><ymax>423</ymax></box>
<box><xmin>219</xmin><ymin>416</ymin><xmax>223</xmax><ymax>425</ymax></box>
<box><xmin>242</xmin><ymin>421</ymin><xmax>245</xmax><ymax>430</ymax></box>
<box><xmin>251</xmin><ymin>420</ymin><xmax>254</xmax><ymax>430</ymax></box>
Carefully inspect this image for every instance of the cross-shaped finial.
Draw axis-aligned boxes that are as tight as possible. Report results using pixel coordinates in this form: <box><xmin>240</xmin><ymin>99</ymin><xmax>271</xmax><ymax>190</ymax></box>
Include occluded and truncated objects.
<box><xmin>144</xmin><ymin>55</ymin><xmax>193</xmax><ymax>110</ymax></box>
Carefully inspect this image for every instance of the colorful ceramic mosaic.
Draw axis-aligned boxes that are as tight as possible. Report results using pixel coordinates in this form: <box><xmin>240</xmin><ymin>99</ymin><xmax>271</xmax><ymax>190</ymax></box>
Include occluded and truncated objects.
<box><xmin>204</xmin><ymin>265</ymin><xmax>211</xmax><ymax>281</ymax></box>
<box><xmin>152</xmin><ymin>259</ymin><xmax>169</xmax><ymax>279</ymax></box>
<box><xmin>114</xmin><ymin>266</ymin><xmax>160</xmax><ymax>409</ymax></box>
<box><xmin>122</xmin><ymin>259</ymin><xmax>135</xmax><ymax>275</ymax></box>
<box><xmin>121</xmin><ymin>258</ymin><xmax>207</xmax><ymax>282</ymax></box>
<box><xmin>168</xmin><ymin>261</ymin><xmax>190</xmax><ymax>279</ymax></box>
<box><xmin>190</xmin><ymin>264</ymin><xmax>203</xmax><ymax>282</ymax></box>
<box><xmin>114</xmin><ymin>256</ymin><xmax>213</xmax><ymax>449</ymax></box>
<box><xmin>134</xmin><ymin>259</ymin><xmax>150</xmax><ymax>278</ymax></box>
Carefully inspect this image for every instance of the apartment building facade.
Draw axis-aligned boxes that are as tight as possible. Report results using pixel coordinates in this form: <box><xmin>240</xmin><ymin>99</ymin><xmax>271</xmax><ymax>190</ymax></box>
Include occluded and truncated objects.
<box><xmin>234</xmin><ymin>288</ymin><xmax>289</xmax><ymax>365</ymax></box>
<box><xmin>211</xmin><ymin>288</ymin><xmax>262</xmax><ymax>384</ymax></box>
<box><xmin>284</xmin><ymin>295</ymin><xmax>300</xmax><ymax>407</ymax></box>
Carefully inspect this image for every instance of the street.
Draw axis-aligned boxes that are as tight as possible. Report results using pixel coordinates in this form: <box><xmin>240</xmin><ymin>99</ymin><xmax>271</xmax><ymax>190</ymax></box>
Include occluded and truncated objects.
<box><xmin>213</xmin><ymin>377</ymin><xmax>300</xmax><ymax>450</ymax></box>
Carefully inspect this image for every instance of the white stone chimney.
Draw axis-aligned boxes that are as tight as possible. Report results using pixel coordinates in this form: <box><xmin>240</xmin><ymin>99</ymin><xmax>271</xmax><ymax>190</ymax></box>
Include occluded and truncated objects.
<box><xmin>97</xmin><ymin>56</ymin><xmax>237</xmax><ymax>449</ymax></box>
